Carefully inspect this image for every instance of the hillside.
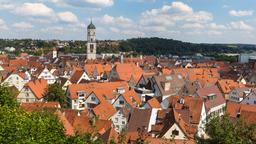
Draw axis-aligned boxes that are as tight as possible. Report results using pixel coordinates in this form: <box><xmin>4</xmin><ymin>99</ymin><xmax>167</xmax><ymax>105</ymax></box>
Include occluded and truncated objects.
<box><xmin>1</xmin><ymin>38</ymin><xmax>256</xmax><ymax>56</ymax></box>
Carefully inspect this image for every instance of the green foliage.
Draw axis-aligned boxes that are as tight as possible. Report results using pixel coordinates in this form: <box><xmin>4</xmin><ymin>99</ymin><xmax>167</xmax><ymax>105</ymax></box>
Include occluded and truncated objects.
<box><xmin>44</xmin><ymin>83</ymin><xmax>67</xmax><ymax>107</ymax></box>
<box><xmin>0</xmin><ymin>86</ymin><xmax>18</xmax><ymax>108</ymax></box>
<box><xmin>210</xmin><ymin>54</ymin><xmax>237</xmax><ymax>62</ymax></box>
<box><xmin>66</xmin><ymin>133</ymin><xmax>103</xmax><ymax>144</ymax></box>
<box><xmin>199</xmin><ymin>115</ymin><xmax>256</xmax><ymax>144</ymax></box>
<box><xmin>117</xmin><ymin>130</ymin><xmax>127</xmax><ymax>144</ymax></box>
<box><xmin>119</xmin><ymin>38</ymin><xmax>246</xmax><ymax>56</ymax></box>
<box><xmin>0</xmin><ymin>86</ymin><xmax>104</xmax><ymax>144</ymax></box>
<box><xmin>0</xmin><ymin>107</ymin><xmax>66</xmax><ymax>143</ymax></box>
<box><xmin>1</xmin><ymin>38</ymin><xmax>256</xmax><ymax>56</ymax></box>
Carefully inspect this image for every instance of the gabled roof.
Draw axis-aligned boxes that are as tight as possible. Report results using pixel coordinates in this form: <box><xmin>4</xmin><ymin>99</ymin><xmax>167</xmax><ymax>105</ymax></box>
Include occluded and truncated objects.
<box><xmin>112</xmin><ymin>63</ymin><xmax>143</xmax><ymax>82</ymax></box>
<box><xmin>84</xmin><ymin>64</ymin><xmax>112</xmax><ymax>77</ymax></box>
<box><xmin>92</xmin><ymin>101</ymin><xmax>116</xmax><ymax>120</ymax></box>
<box><xmin>196</xmin><ymin>85</ymin><xmax>225</xmax><ymax>111</ymax></box>
<box><xmin>56</xmin><ymin>110</ymin><xmax>74</xmax><ymax>136</ymax></box>
<box><xmin>21</xmin><ymin>102</ymin><xmax>60</xmax><ymax>112</ymax></box>
<box><xmin>72</xmin><ymin>115</ymin><xmax>112</xmax><ymax>135</ymax></box>
<box><xmin>99</xmin><ymin>127</ymin><xmax>119</xmax><ymax>143</ymax></box>
<box><xmin>146</xmin><ymin>137</ymin><xmax>195</xmax><ymax>144</ymax></box>
<box><xmin>217</xmin><ymin>79</ymin><xmax>243</xmax><ymax>94</ymax></box>
<box><xmin>121</xmin><ymin>90</ymin><xmax>141</xmax><ymax>107</ymax></box>
<box><xmin>9</xmin><ymin>59</ymin><xmax>28</xmax><ymax>67</ymax></box>
<box><xmin>152</xmin><ymin>74</ymin><xmax>185</xmax><ymax>96</ymax></box>
<box><xmin>26</xmin><ymin>79</ymin><xmax>48</xmax><ymax>99</ymax></box>
<box><xmin>164</xmin><ymin>96</ymin><xmax>204</xmax><ymax>124</ymax></box>
<box><xmin>70</xmin><ymin>70</ymin><xmax>85</xmax><ymax>84</ymax></box>
<box><xmin>151</xmin><ymin>108</ymin><xmax>197</xmax><ymax>139</ymax></box>
<box><xmin>226</xmin><ymin>102</ymin><xmax>256</xmax><ymax>124</ymax></box>
<box><xmin>68</xmin><ymin>81</ymin><xmax>129</xmax><ymax>99</ymax></box>
<box><xmin>60</xmin><ymin>109</ymin><xmax>112</xmax><ymax>135</ymax></box>
<box><xmin>127</xmin><ymin>108</ymin><xmax>152</xmax><ymax>133</ymax></box>
<box><xmin>146</xmin><ymin>97</ymin><xmax>161</xmax><ymax>109</ymax></box>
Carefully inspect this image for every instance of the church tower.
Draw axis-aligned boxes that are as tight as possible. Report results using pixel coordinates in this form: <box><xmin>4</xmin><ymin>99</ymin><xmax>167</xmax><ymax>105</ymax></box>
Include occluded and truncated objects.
<box><xmin>87</xmin><ymin>21</ymin><xmax>96</xmax><ymax>60</ymax></box>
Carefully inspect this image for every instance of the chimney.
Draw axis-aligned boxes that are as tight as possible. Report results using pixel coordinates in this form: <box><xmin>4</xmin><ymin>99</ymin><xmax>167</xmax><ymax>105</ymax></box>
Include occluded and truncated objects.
<box><xmin>162</xmin><ymin>82</ymin><xmax>171</xmax><ymax>91</ymax></box>
<box><xmin>77</xmin><ymin>111</ymin><xmax>81</xmax><ymax>117</ymax></box>
<box><xmin>140</xmin><ymin>55</ymin><xmax>143</xmax><ymax>60</ymax></box>
<box><xmin>52</xmin><ymin>48</ymin><xmax>58</xmax><ymax>59</ymax></box>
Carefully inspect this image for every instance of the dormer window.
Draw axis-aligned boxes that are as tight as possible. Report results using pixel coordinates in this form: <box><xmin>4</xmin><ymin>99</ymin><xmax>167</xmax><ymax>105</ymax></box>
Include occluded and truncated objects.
<box><xmin>77</xmin><ymin>91</ymin><xmax>85</xmax><ymax>97</ymax></box>
<box><xmin>119</xmin><ymin>100</ymin><xmax>124</xmax><ymax>105</ymax></box>
<box><xmin>172</xmin><ymin>129</ymin><xmax>179</xmax><ymax>136</ymax></box>
<box><xmin>117</xmin><ymin>87</ymin><xmax>125</xmax><ymax>94</ymax></box>
<box><xmin>207</xmin><ymin>93</ymin><xmax>216</xmax><ymax>100</ymax></box>
<box><xmin>91</xmin><ymin>96</ymin><xmax>96</xmax><ymax>101</ymax></box>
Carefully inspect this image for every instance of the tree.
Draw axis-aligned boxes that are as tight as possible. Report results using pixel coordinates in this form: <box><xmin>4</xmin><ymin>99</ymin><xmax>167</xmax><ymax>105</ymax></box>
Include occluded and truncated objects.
<box><xmin>66</xmin><ymin>133</ymin><xmax>103</xmax><ymax>144</ymax></box>
<box><xmin>0</xmin><ymin>86</ymin><xmax>18</xmax><ymax>108</ymax></box>
<box><xmin>44</xmin><ymin>83</ymin><xmax>67</xmax><ymax>107</ymax></box>
<box><xmin>0</xmin><ymin>106</ymin><xmax>67</xmax><ymax>143</ymax></box>
<box><xmin>199</xmin><ymin>115</ymin><xmax>256</xmax><ymax>144</ymax></box>
<box><xmin>0</xmin><ymin>86</ymin><xmax>104</xmax><ymax>144</ymax></box>
<box><xmin>117</xmin><ymin>130</ymin><xmax>127</xmax><ymax>144</ymax></box>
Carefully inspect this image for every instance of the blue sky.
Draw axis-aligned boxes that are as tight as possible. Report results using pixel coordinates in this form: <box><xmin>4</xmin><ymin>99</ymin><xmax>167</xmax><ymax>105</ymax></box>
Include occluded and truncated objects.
<box><xmin>0</xmin><ymin>0</ymin><xmax>256</xmax><ymax>44</ymax></box>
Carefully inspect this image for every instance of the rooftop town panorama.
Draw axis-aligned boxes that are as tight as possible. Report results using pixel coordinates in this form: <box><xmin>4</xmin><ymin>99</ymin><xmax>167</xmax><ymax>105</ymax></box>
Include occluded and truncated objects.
<box><xmin>0</xmin><ymin>22</ymin><xmax>256</xmax><ymax>144</ymax></box>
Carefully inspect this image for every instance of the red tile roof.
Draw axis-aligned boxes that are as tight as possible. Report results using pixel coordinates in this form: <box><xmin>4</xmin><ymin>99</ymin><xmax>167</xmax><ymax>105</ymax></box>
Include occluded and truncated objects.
<box><xmin>92</xmin><ymin>100</ymin><xmax>116</xmax><ymax>120</ymax></box>
<box><xmin>70</xmin><ymin>70</ymin><xmax>85</xmax><ymax>83</ymax></box>
<box><xmin>26</xmin><ymin>79</ymin><xmax>48</xmax><ymax>100</ymax></box>
<box><xmin>68</xmin><ymin>81</ymin><xmax>129</xmax><ymax>100</ymax></box>
<box><xmin>146</xmin><ymin>97</ymin><xmax>161</xmax><ymax>109</ymax></box>
<box><xmin>84</xmin><ymin>64</ymin><xmax>112</xmax><ymax>76</ymax></box>
<box><xmin>226</xmin><ymin>102</ymin><xmax>256</xmax><ymax>124</ymax></box>
<box><xmin>21</xmin><ymin>102</ymin><xmax>60</xmax><ymax>112</ymax></box>
<box><xmin>217</xmin><ymin>79</ymin><xmax>243</xmax><ymax>94</ymax></box>
<box><xmin>196</xmin><ymin>85</ymin><xmax>225</xmax><ymax>112</ymax></box>
<box><xmin>114</xmin><ymin>63</ymin><xmax>143</xmax><ymax>82</ymax></box>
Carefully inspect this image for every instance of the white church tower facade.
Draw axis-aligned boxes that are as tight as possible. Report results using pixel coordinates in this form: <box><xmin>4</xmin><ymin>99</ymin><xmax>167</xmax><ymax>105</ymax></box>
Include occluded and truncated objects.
<box><xmin>87</xmin><ymin>21</ymin><xmax>97</xmax><ymax>60</ymax></box>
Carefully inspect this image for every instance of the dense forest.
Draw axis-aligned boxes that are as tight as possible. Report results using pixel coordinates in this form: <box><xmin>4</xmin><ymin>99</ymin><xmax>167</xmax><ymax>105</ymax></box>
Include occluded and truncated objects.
<box><xmin>119</xmin><ymin>38</ymin><xmax>256</xmax><ymax>55</ymax></box>
<box><xmin>0</xmin><ymin>38</ymin><xmax>256</xmax><ymax>56</ymax></box>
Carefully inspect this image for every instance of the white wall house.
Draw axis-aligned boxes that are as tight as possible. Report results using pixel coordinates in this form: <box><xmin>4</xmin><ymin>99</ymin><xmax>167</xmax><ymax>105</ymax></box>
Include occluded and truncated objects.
<box><xmin>1</xmin><ymin>72</ymin><xmax>31</xmax><ymax>91</ymax></box>
<box><xmin>112</xmin><ymin>95</ymin><xmax>131</xmax><ymax>109</ymax></box>
<box><xmin>17</xmin><ymin>87</ymin><xmax>43</xmax><ymax>103</ymax></box>
<box><xmin>17</xmin><ymin>79</ymin><xmax>47</xmax><ymax>103</ymax></box>
<box><xmin>162</xmin><ymin>123</ymin><xmax>187</xmax><ymax>140</ymax></box>
<box><xmin>241</xmin><ymin>90</ymin><xmax>256</xmax><ymax>105</ymax></box>
<box><xmin>229</xmin><ymin>88</ymin><xmax>251</xmax><ymax>103</ymax></box>
<box><xmin>38</xmin><ymin>68</ymin><xmax>56</xmax><ymax>84</ymax></box>
<box><xmin>110</xmin><ymin>109</ymin><xmax>129</xmax><ymax>133</ymax></box>
<box><xmin>84</xmin><ymin>92</ymin><xmax>101</xmax><ymax>110</ymax></box>
<box><xmin>68</xmin><ymin>90</ymin><xmax>88</xmax><ymax>110</ymax></box>
<box><xmin>197</xmin><ymin>102</ymin><xmax>207</xmax><ymax>137</ymax></box>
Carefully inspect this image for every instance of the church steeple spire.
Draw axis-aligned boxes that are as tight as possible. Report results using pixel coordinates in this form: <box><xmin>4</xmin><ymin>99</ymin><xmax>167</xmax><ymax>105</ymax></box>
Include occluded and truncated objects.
<box><xmin>87</xmin><ymin>19</ymin><xmax>96</xmax><ymax>60</ymax></box>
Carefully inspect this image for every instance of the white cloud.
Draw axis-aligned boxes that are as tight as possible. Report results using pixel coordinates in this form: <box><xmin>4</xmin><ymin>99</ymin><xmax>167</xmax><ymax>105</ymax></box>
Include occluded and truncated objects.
<box><xmin>181</xmin><ymin>23</ymin><xmax>205</xmax><ymax>29</ymax></box>
<box><xmin>40</xmin><ymin>26</ymin><xmax>65</xmax><ymax>34</ymax></box>
<box><xmin>208</xmin><ymin>23</ymin><xmax>227</xmax><ymax>30</ymax></box>
<box><xmin>0</xmin><ymin>18</ymin><xmax>8</xmax><ymax>30</ymax></box>
<box><xmin>15</xmin><ymin>3</ymin><xmax>54</xmax><ymax>17</ymax></box>
<box><xmin>57</xmin><ymin>11</ymin><xmax>79</xmax><ymax>23</ymax></box>
<box><xmin>230</xmin><ymin>21</ymin><xmax>254</xmax><ymax>31</ymax></box>
<box><xmin>229</xmin><ymin>10</ymin><xmax>254</xmax><ymax>17</ymax></box>
<box><xmin>0</xmin><ymin>2</ymin><xmax>15</xmax><ymax>10</ymax></box>
<box><xmin>83</xmin><ymin>0</ymin><xmax>114</xmax><ymax>7</ymax></box>
<box><xmin>49</xmin><ymin>0</ymin><xmax>114</xmax><ymax>7</ymax></box>
<box><xmin>13</xmin><ymin>22</ymin><xmax>34</xmax><ymax>29</ymax></box>
<box><xmin>171</xmin><ymin>1</ymin><xmax>193</xmax><ymax>13</ymax></box>
<box><xmin>207</xmin><ymin>30</ymin><xmax>222</xmax><ymax>35</ymax></box>
<box><xmin>141</xmin><ymin>1</ymin><xmax>213</xmax><ymax>27</ymax></box>
<box><xmin>110</xmin><ymin>27</ymin><xmax>120</xmax><ymax>33</ymax></box>
<box><xmin>101</xmin><ymin>14</ymin><xmax>132</xmax><ymax>24</ymax></box>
